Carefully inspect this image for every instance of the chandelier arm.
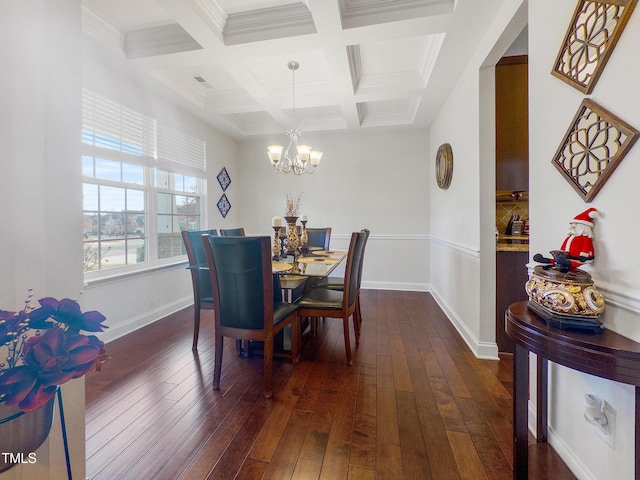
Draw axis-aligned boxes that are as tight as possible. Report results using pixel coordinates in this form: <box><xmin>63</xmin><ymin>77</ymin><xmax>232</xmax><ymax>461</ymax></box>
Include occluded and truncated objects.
<box><xmin>266</xmin><ymin>60</ymin><xmax>321</xmax><ymax>175</ymax></box>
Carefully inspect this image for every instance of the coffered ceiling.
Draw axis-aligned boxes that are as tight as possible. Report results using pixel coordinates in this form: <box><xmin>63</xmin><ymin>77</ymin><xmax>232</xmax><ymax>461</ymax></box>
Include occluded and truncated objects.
<box><xmin>82</xmin><ymin>0</ymin><xmax>507</xmax><ymax>139</ymax></box>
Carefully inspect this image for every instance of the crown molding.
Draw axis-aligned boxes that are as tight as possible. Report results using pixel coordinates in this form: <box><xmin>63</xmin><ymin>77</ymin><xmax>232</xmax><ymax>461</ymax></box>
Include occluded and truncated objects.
<box><xmin>124</xmin><ymin>23</ymin><xmax>203</xmax><ymax>59</ymax></box>
<box><xmin>223</xmin><ymin>3</ymin><xmax>316</xmax><ymax>46</ymax></box>
<box><xmin>81</xmin><ymin>4</ymin><xmax>125</xmax><ymax>54</ymax></box>
<box><xmin>190</xmin><ymin>0</ymin><xmax>227</xmax><ymax>34</ymax></box>
<box><xmin>339</xmin><ymin>0</ymin><xmax>454</xmax><ymax>29</ymax></box>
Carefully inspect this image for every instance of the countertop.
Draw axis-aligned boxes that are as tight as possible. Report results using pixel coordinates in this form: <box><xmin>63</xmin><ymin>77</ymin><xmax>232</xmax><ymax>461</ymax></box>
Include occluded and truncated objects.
<box><xmin>496</xmin><ymin>235</ymin><xmax>529</xmax><ymax>252</ymax></box>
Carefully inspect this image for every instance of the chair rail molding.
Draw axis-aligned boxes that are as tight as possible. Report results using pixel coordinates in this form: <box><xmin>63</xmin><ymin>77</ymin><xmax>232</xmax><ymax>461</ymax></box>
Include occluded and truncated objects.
<box><xmin>428</xmin><ymin>235</ymin><xmax>480</xmax><ymax>257</ymax></box>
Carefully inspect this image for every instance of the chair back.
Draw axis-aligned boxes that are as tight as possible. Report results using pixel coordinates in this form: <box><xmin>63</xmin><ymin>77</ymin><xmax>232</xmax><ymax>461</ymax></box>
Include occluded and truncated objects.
<box><xmin>357</xmin><ymin>229</ymin><xmax>370</xmax><ymax>289</ymax></box>
<box><xmin>343</xmin><ymin>231</ymin><xmax>367</xmax><ymax>309</ymax></box>
<box><xmin>220</xmin><ymin>228</ymin><xmax>246</xmax><ymax>237</ymax></box>
<box><xmin>306</xmin><ymin>227</ymin><xmax>332</xmax><ymax>250</ymax></box>
<box><xmin>182</xmin><ymin>229</ymin><xmax>217</xmax><ymax>301</ymax></box>
<box><xmin>203</xmin><ymin>236</ymin><xmax>273</xmax><ymax>331</ymax></box>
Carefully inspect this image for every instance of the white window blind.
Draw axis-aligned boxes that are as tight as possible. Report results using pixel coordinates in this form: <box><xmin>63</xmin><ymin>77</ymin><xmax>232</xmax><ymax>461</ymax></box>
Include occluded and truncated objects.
<box><xmin>82</xmin><ymin>89</ymin><xmax>156</xmax><ymax>161</ymax></box>
<box><xmin>156</xmin><ymin>121</ymin><xmax>206</xmax><ymax>176</ymax></box>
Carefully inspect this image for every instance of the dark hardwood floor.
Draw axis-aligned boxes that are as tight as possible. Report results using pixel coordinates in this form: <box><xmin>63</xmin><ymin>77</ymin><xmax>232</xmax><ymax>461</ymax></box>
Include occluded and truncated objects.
<box><xmin>85</xmin><ymin>290</ymin><xmax>577</xmax><ymax>480</ymax></box>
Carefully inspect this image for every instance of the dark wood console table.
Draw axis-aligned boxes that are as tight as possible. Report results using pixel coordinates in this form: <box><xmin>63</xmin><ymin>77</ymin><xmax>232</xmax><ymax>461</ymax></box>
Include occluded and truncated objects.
<box><xmin>506</xmin><ymin>301</ymin><xmax>640</xmax><ymax>480</ymax></box>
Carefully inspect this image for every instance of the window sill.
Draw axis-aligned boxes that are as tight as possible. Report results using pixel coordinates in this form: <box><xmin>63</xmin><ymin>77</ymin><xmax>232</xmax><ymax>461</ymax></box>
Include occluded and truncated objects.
<box><xmin>84</xmin><ymin>260</ymin><xmax>189</xmax><ymax>288</ymax></box>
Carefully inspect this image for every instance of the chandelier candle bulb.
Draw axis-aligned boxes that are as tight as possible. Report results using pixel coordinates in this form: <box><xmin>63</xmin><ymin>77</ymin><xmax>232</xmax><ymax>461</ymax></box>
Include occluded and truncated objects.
<box><xmin>310</xmin><ymin>151</ymin><xmax>322</xmax><ymax>166</ymax></box>
<box><xmin>267</xmin><ymin>145</ymin><xmax>283</xmax><ymax>165</ymax></box>
<box><xmin>300</xmin><ymin>214</ymin><xmax>307</xmax><ymax>221</ymax></box>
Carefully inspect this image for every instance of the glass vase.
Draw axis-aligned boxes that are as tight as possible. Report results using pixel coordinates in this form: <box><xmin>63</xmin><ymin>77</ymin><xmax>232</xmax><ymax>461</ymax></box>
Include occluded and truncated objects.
<box><xmin>0</xmin><ymin>395</ymin><xmax>55</xmax><ymax>473</ymax></box>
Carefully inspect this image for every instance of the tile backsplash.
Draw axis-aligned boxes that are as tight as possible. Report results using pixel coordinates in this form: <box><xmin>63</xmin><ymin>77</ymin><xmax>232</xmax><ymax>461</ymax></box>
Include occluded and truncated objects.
<box><xmin>496</xmin><ymin>201</ymin><xmax>528</xmax><ymax>235</ymax></box>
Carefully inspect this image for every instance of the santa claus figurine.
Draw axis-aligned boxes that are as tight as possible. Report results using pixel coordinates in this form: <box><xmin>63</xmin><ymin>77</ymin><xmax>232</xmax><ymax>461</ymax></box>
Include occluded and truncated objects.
<box><xmin>533</xmin><ymin>208</ymin><xmax>598</xmax><ymax>273</ymax></box>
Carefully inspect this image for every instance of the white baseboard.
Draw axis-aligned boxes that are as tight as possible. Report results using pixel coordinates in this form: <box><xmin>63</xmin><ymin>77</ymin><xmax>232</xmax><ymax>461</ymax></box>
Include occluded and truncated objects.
<box><xmin>97</xmin><ymin>296</ymin><xmax>192</xmax><ymax>344</ymax></box>
<box><xmin>528</xmin><ymin>401</ymin><xmax>596</xmax><ymax>480</ymax></box>
<box><xmin>429</xmin><ymin>285</ymin><xmax>499</xmax><ymax>360</ymax></box>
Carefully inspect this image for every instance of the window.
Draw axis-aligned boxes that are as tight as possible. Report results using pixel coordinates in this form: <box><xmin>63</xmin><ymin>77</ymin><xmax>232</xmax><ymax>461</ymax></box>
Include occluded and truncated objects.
<box><xmin>156</xmin><ymin>171</ymin><xmax>201</xmax><ymax>259</ymax></box>
<box><xmin>82</xmin><ymin>90</ymin><xmax>206</xmax><ymax>275</ymax></box>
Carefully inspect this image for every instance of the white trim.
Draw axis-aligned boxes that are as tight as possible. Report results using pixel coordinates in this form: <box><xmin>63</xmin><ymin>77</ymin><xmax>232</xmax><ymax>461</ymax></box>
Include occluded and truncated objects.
<box><xmin>596</xmin><ymin>281</ymin><xmax>640</xmax><ymax>316</ymax></box>
<box><xmin>528</xmin><ymin>402</ymin><xmax>597</xmax><ymax>480</ymax></box>
<box><xmin>84</xmin><ymin>261</ymin><xmax>188</xmax><ymax>287</ymax></box>
<box><xmin>429</xmin><ymin>284</ymin><xmax>499</xmax><ymax>360</ymax></box>
<box><xmin>330</xmin><ymin>233</ymin><xmax>429</xmax><ymax>241</ymax></box>
<box><xmin>429</xmin><ymin>235</ymin><xmax>480</xmax><ymax>257</ymax></box>
<box><xmin>96</xmin><ymin>296</ymin><xmax>192</xmax><ymax>344</ymax></box>
<box><xmin>362</xmin><ymin>281</ymin><xmax>429</xmax><ymax>292</ymax></box>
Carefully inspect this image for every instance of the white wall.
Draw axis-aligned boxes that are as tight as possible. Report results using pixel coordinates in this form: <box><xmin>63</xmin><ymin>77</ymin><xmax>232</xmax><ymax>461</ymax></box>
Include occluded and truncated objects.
<box><xmin>529</xmin><ymin>1</ymin><xmax>640</xmax><ymax>478</ymax></box>
<box><xmin>0</xmin><ymin>1</ymin><xmax>85</xmax><ymax>478</ymax></box>
<box><xmin>235</xmin><ymin>129</ymin><xmax>430</xmax><ymax>292</ymax></box>
<box><xmin>80</xmin><ymin>35</ymin><xmax>239</xmax><ymax>343</ymax></box>
<box><xmin>428</xmin><ymin>0</ymin><xmax>527</xmax><ymax>359</ymax></box>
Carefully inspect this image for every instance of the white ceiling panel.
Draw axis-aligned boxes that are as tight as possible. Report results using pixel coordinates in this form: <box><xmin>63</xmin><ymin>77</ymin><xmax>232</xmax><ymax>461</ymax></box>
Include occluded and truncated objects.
<box><xmin>82</xmin><ymin>0</ymin><xmax>514</xmax><ymax>138</ymax></box>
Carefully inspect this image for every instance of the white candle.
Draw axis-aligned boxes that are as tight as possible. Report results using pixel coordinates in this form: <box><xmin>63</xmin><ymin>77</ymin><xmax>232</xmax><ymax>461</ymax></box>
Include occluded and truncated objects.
<box><xmin>300</xmin><ymin>214</ymin><xmax>307</xmax><ymax>222</ymax></box>
<box><xmin>272</xmin><ymin>216</ymin><xmax>283</xmax><ymax>227</ymax></box>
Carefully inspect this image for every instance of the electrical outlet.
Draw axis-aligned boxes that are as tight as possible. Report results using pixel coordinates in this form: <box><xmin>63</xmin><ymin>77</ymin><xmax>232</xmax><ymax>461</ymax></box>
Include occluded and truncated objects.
<box><xmin>596</xmin><ymin>402</ymin><xmax>616</xmax><ymax>450</ymax></box>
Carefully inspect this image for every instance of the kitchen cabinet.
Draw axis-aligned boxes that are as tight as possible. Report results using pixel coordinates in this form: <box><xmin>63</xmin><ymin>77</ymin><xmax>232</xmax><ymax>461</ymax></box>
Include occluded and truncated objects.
<box><xmin>495</xmin><ymin>55</ymin><xmax>528</xmax><ymax>192</ymax></box>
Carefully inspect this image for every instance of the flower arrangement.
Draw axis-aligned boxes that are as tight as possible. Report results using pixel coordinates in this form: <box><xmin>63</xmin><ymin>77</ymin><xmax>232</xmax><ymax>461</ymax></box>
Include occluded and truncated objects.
<box><xmin>284</xmin><ymin>192</ymin><xmax>303</xmax><ymax>217</ymax></box>
<box><xmin>0</xmin><ymin>294</ymin><xmax>108</xmax><ymax>412</ymax></box>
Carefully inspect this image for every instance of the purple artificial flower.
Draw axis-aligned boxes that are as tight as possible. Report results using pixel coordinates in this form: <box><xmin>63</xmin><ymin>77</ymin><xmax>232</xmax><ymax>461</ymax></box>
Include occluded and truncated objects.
<box><xmin>36</xmin><ymin>297</ymin><xmax>107</xmax><ymax>333</ymax></box>
<box><xmin>0</xmin><ymin>327</ymin><xmax>101</xmax><ymax>412</ymax></box>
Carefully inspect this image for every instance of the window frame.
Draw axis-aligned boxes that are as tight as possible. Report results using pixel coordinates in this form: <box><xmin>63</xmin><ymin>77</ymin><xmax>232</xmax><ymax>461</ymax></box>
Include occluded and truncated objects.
<box><xmin>82</xmin><ymin>90</ymin><xmax>207</xmax><ymax>281</ymax></box>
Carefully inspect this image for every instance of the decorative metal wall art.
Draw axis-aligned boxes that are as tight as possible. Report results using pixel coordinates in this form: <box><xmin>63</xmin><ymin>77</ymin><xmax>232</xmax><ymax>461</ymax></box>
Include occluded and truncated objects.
<box><xmin>551</xmin><ymin>98</ymin><xmax>639</xmax><ymax>202</ymax></box>
<box><xmin>435</xmin><ymin>143</ymin><xmax>453</xmax><ymax>189</ymax></box>
<box><xmin>551</xmin><ymin>0</ymin><xmax>637</xmax><ymax>94</ymax></box>
<box><xmin>217</xmin><ymin>167</ymin><xmax>231</xmax><ymax>191</ymax></box>
<box><xmin>217</xmin><ymin>194</ymin><xmax>231</xmax><ymax>218</ymax></box>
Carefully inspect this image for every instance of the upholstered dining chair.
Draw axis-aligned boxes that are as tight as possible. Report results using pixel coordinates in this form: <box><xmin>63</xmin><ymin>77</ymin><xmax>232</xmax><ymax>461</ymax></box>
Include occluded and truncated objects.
<box><xmin>305</xmin><ymin>227</ymin><xmax>332</xmax><ymax>250</ymax></box>
<box><xmin>202</xmin><ymin>235</ymin><xmax>300</xmax><ymax>398</ymax></box>
<box><xmin>220</xmin><ymin>228</ymin><xmax>245</xmax><ymax>236</ymax></box>
<box><xmin>317</xmin><ymin>229</ymin><xmax>370</xmax><ymax>336</ymax></box>
<box><xmin>181</xmin><ymin>229</ymin><xmax>217</xmax><ymax>350</ymax></box>
<box><xmin>296</xmin><ymin>230</ymin><xmax>367</xmax><ymax>365</ymax></box>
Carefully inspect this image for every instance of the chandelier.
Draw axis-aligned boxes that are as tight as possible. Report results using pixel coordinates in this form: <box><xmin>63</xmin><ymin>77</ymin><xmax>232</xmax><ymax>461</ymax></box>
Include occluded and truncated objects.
<box><xmin>267</xmin><ymin>61</ymin><xmax>322</xmax><ymax>175</ymax></box>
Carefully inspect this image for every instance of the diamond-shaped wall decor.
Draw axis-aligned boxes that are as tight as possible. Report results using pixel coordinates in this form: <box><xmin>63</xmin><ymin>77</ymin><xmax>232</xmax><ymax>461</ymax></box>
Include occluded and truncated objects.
<box><xmin>217</xmin><ymin>194</ymin><xmax>231</xmax><ymax>218</ymax></box>
<box><xmin>217</xmin><ymin>167</ymin><xmax>231</xmax><ymax>191</ymax></box>
<box><xmin>552</xmin><ymin>99</ymin><xmax>639</xmax><ymax>202</ymax></box>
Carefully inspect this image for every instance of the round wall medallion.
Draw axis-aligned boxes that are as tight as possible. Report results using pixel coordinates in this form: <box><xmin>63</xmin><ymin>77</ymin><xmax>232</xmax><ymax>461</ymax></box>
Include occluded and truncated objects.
<box><xmin>436</xmin><ymin>143</ymin><xmax>453</xmax><ymax>189</ymax></box>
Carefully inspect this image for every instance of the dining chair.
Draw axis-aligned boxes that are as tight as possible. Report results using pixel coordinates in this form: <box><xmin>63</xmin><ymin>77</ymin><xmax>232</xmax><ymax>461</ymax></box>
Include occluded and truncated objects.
<box><xmin>202</xmin><ymin>235</ymin><xmax>300</xmax><ymax>398</ymax></box>
<box><xmin>296</xmin><ymin>230</ymin><xmax>367</xmax><ymax>365</ymax></box>
<box><xmin>181</xmin><ymin>229</ymin><xmax>218</xmax><ymax>350</ymax></box>
<box><xmin>220</xmin><ymin>228</ymin><xmax>245</xmax><ymax>236</ymax></box>
<box><xmin>317</xmin><ymin>229</ymin><xmax>370</xmax><ymax>336</ymax></box>
<box><xmin>305</xmin><ymin>227</ymin><xmax>332</xmax><ymax>250</ymax></box>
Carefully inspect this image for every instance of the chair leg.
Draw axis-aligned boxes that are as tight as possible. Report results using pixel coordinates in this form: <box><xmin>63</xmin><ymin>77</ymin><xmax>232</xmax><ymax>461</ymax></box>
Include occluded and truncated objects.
<box><xmin>192</xmin><ymin>306</ymin><xmax>201</xmax><ymax>350</ymax></box>
<box><xmin>310</xmin><ymin>317</ymin><xmax>317</xmax><ymax>337</ymax></box>
<box><xmin>213</xmin><ymin>334</ymin><xmax>224</xmax><ymax>390</ymax></box>
<box><xmin>290</xmin><ymin>316</ymin><xmax>300</xmax><ymax>363</ymax></box>
<box><xmin>356</xmin><ymin>295</ymin><xmax>362</xmax><ymax>329</ymax></box>
<box><xmin>343</xmin><ymin>315</ymin><xmax>353</xmax><ymax>366</ymax></box>
<box><xmin>263</xmin><ymin>336</ymin><xmax>274</xmax><ymax>398</ymax></box>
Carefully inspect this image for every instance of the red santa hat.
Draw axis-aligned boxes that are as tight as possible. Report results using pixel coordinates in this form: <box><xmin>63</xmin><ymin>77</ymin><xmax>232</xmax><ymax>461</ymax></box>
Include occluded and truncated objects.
<box><xmin>571</xmin><ymin>208</ymin><xmax>598</xmax><ymax>227</ymax></box>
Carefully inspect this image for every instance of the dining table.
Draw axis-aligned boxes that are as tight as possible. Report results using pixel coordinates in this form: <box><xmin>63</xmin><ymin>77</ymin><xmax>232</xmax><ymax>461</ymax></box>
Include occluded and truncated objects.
<box><xmin>272</xmin><ymin>247</ymin><xmax>348</xmax><ymax>303</ymax></box>
<box><xmin>270</xmin><ymin>247</ymin><xmax>348</xmax><ymax>352</ymax></box>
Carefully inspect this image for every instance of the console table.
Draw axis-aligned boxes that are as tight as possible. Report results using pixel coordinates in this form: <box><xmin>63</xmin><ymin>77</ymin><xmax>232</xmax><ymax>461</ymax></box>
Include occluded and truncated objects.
<box><xmin>505</xmin><ymin>301</ymin><xmax>640</xmax><ymax>480</ymax></box>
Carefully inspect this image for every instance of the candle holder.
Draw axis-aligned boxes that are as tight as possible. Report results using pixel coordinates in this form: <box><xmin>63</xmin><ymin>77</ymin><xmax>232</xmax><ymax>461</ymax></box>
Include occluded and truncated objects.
<box><xmin>279</xmin><ymin>229</ymin><xmax>287</xmax><ymax>258</ymax></box>
<box><xmin>284</xmin><ymin>216</ymin><xmax>300</xmax><ymax>257</ymax></box>
<box><xmin>272</xmin><ymin>226</ymin><xmax>282</xmax><ymax>260</ymax></box>
<box><xmin>300</xmin><ymin>220</ymin><xmax>309</xmax><ymax>254</ymax></box>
